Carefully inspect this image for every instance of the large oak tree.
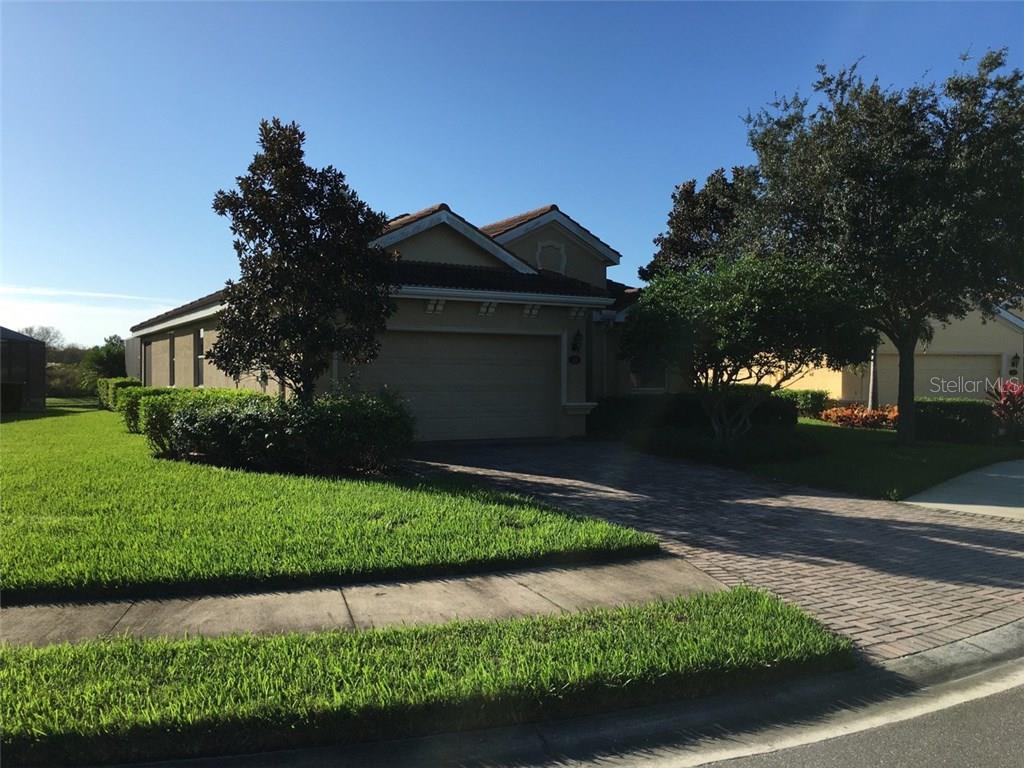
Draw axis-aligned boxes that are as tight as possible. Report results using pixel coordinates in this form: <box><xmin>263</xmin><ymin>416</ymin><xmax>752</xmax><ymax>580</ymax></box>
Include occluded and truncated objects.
<box><xmin>748</xmin><ymin>50</ymin><xmax>1024</xmax><ymax>443</ymax></box>
<box><xmin>208</xmin><ymin>119</ymin><xmax>395</xmax><ymax>401</ymax></box>
<box><xmin>625</xmin><ymin>168</ymin><xmax>875</xmax><ymax>449</ymax></box>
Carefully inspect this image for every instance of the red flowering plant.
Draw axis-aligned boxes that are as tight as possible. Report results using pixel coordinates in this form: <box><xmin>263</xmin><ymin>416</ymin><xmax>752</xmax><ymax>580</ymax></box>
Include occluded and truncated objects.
<box><xmin>820</xmin><ymin>404</ymin><xmax>899</xmax><ymax>430</ymax></box>
<box><xmin>987</xmin><ymin>379</ymin><xmax>1024</xmax><ymax>440</ymax></box>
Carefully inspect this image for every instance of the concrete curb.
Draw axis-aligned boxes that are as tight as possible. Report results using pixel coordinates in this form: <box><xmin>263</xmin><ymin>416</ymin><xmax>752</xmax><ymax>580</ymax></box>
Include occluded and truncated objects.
<box><xmin>118</xmin><ymin>618</ymin><xmax>1024</xmax><ymax>768</ymax></box>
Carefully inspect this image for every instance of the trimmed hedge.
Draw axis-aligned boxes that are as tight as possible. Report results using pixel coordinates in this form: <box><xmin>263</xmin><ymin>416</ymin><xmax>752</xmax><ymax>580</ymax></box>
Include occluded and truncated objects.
<box><xmin>96</xmin><ymin>377</ymin><xmax>142</xmax><ymax>410</ymax></box>
<box><xmin>115</xmin><ymin>386</ymin><xmax>174</xmax><ymax>433</ymax></box>
<box><xmin>773</xmin><ymin>389</ymin><xmax>830</xmax><ymax>417</ymax></box>
<box><xmin>139</xmin><ymin>389</ymin><xmax>271</xmax><ymax>456</ymax></box>
<box><xmin>916</xmin><ymin>398</ymin><xmax>995</xmax><ymax>444</ymax></box>
<box><xmin>140</xmin><ymin>388</ymin><xmax>415</xmax><ymax>474</ymax></box>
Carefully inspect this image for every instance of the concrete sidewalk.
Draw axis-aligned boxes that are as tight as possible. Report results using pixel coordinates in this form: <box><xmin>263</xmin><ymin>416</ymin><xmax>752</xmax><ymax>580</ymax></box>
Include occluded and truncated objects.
<box><xmin>0</xmin><ymin>556</ymin><xmax>723</xmax><ymax>646</ymax></box>
<box><xmin>906</xmin><ymin>459</ymin><xmax>1024</xmax><ymax>520</ymax></box>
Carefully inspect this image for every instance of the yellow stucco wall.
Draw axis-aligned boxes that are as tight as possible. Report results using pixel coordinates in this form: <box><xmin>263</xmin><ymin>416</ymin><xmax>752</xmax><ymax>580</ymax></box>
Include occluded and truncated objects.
<box><xmin>790</xmin><ymin>310</ymin><xmax>1023</xmax><ymax>404</ymax></box>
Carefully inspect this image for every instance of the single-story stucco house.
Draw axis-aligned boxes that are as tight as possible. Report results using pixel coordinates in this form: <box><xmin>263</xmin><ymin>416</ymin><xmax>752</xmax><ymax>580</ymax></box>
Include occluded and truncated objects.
<box><xmin>127</xmin><ymin>204</ymin><xmax>664</xmax><ymax>441</ymax></box>
<box><xmin>789</xmin><ymin>305</ymin><xmax>1024</xmax><ymax>404</ymax></box>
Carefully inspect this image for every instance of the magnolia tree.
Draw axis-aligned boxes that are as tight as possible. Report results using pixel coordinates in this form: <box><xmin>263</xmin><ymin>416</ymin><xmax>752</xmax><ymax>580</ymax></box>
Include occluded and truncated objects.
<box><xmin>208</xmin><ymin>119</ymin><xmax>395</xmax><ymax>401</ymax></box>
<box><xmin>624</xmin><ymin>168</ymin><xmax>875</xmax><ymax>449</ymax></box>
<box><xmin>748</xmin><ymin>50</ymin><xmax>1024</xmax><ymax>443</ymax></box>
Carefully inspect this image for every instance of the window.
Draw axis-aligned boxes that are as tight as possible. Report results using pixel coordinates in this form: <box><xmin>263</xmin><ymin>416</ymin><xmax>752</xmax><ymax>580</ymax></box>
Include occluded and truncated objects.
<box><xmin>168</xmin><ymin>334</ymin><xmax>175</xmax><ymax>386</ymax></box>
<box><xmin>631</xmin><ymin>362</ymin><xmax>667</xmax><ymax>393</ymax></box>
<box><xmin>143</xmin><ymin>341</ymin><xmax>152</xmax><ymax>386</ymax></box>
<box><xmin>194</xmin><ymin>329</ymin><xmax>204</xmax><ymax>387</ymax></box>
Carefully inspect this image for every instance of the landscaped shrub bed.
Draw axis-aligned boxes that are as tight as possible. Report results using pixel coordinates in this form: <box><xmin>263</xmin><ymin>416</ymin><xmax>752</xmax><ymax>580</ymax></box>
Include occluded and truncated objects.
<box><xmin>772</xmin><ymin>389</ymin><xmax>830</xmax><ymax>417</ymax></box>
<box><xmin>0</xmin><ymin>588</ymin><xmax>853</xmax><ymax>766</ymax></box>
<box><xmin>820</xmin><ymin>404</ymin><xmax>899</xmax><ymax>430</ymax></box>
<box><xmin>138</xmin><ymin>388</ymin><xmax>271</xmax><ymax>455</ymax></box>
<box><xmin>142</xmin><ymin>389</ymin><xmax>415</xmax><ymax>474</ymax></box>
<box><xmin>916</xmin><ymin>398</ymin><xmax>995</xmax><ymax>444</ymax></box>
<box><xmin>95</xmin><ymin>377</ymin><xmax>141</xmax><ymax>410</ymax></box>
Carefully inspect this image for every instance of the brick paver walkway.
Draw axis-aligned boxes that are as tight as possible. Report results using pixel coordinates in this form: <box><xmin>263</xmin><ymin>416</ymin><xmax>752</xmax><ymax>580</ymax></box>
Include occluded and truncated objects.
<box><xmin>415</xmin><ymin>441</ymin><xmax>1024</xmax><ymax>661</ymax></box>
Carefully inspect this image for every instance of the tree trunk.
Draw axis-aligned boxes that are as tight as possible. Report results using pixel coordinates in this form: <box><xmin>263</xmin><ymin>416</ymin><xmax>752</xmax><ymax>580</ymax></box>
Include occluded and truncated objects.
<box><xmin>895</xmin><ymin>339</ymin><xmax>917</xmax><ymax>445</ymax></box>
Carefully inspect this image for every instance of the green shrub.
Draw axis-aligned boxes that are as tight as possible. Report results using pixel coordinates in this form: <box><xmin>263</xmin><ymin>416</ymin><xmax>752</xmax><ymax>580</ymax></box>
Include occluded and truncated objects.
<box><xmin>45</xmin><ymin>363</ymin><xmax>91</xmax><ymax>397</ymax></box>
<box><xmin>772</xmin><ymin>388</ymin><xmax>830</xmax><ymax>417</ymax></box>
<box><xmin>167</xmin><ymin>396</ymin><xmax>287</xmax><ymax>469</ymax></box>
<box><xmin>588</xmin><ymin>391</ymin><xmax>797</xmax><ymax>438</ymax></box>
<box><xmin>115</xmin><ymin>386</ymin><xmax>174</xmax><ymax>433</ymax></box>
<box><xmin>140</xmin><ymin>389</ymin><xmax>271</xmax><ymax>456</ymax></box>
<box><xmin>916</xmin><ymin>398</ymin><xmax>995</xmax><ymax>444</ymax></box>
<box><xmin>283</xmin><ymin>391</ymin><xmax>415</xmax><ymax>474</ymax></box>
<box><xmin>96</xmin><ymin>377</ymin><xmax>141</xmax><ymax>410</ymax></box>
<box><xmin>166</xmin><ymin>391</ymin><xmax>415</xmax><ymax>474</ymax></box>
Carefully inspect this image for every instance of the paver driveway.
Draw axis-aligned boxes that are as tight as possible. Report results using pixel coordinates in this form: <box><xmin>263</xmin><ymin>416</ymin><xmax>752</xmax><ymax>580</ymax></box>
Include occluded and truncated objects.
<box><xmin>414</xmin><ymin>441</ymin><xmax>1024</xmax><ymax>660</ymax></box>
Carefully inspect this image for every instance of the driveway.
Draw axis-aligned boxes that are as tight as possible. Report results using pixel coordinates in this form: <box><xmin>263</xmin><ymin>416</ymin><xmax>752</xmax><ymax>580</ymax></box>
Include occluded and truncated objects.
<box><xmin>906</xmin><ymin>459</ymin><xmax>1024</xmax><ymax>520</ymax></box>
<box><xmin>414</xmin><ymin>441</ymin><xmax>1024</xmax><ymax>660</ymax></box>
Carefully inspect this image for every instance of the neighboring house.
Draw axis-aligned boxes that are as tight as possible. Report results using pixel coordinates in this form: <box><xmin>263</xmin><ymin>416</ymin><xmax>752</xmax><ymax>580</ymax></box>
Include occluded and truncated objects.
<box><xmin>128</xmin><ymin>204</ymin><xmax>660</xmax><ymax>441</ymax></box>
<box><xmin>0</xmin><ymin>327</ymin><xmax>46</xmax><ymax>413</ymax></box>
<box><xmin>790</xmin><ymin>305</ymin><xmax>1024</xmax><ymax>404</ymax></box>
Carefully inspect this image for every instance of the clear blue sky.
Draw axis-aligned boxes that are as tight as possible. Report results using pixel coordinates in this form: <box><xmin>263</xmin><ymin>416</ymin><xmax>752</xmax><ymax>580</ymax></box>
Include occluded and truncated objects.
<box><xmin>3</xmin><ymin>2</ymin><xmax>1022</xmax><ymax>344</ymax></box>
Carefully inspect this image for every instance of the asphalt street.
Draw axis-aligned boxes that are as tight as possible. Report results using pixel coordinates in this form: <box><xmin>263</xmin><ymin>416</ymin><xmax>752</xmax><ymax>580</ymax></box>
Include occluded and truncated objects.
<box><xmin>711</xmin><ymin>681</ymin><xmax>1024</xmax><ymax>768</ymax></box>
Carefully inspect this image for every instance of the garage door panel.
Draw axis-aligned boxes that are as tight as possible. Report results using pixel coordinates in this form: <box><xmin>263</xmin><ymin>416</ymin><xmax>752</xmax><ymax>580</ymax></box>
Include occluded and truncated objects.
<box><xmin>356</xmin><ymin>331</ymin><xmax>560</xmax><ymax>441</ymax></box>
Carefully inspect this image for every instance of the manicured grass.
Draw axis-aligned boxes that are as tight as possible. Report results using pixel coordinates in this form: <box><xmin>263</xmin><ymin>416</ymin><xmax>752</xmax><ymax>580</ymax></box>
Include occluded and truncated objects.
<box><xmin>751</xmin><ymin>419</ymin><xmax>1024</xmax><ymax>500</ymax></box>
<box><xmin>0</xmin><ymin>400</ymin><xmax>655</xmax><ymax>603</ymax></box>
<box><xmin>0</xmin><ymin>588</ymin><xmax>853</xmax><ymax>766</ymax></box>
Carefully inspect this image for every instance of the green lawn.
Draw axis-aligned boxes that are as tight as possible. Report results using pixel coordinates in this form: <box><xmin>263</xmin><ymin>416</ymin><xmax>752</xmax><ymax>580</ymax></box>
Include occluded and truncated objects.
<box><xmin>0</xmin><ymin>588</ymin><xmax>853</xmax><ymax>766</ymax></box>
<box><xmin>0</xmin><ymin>399</ymin><xmax>654</xmax><ymax>603</ymax></box>
<box><xmin>751</xmin><ymin>419</ymin><xmax>1024</xmax><ymax>500</ymax></box>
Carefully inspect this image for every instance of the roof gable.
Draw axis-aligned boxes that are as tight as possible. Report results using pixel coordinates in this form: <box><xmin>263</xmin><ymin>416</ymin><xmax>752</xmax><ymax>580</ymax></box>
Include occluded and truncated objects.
<box><xmin>482</xmin><ymin>205</ymin><xmax>622</xmax><ymax>265</ymax></box>
<box><xmin>375</xmin><ymin>204</ymin><xmax>535</xmax><ymax>274</ymax></box>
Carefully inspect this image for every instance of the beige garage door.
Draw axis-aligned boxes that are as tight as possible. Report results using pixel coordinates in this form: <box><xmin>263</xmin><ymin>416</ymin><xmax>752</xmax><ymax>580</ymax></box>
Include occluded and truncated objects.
<box><xmin>877</xmin><ymin>353</ymin><xmax>1002</xmax><ymax>402</ymax></box>
<box><xmin>355</xmin><ymin>331</ymin><xmax>561</xmax><ymax>441</ymax></box>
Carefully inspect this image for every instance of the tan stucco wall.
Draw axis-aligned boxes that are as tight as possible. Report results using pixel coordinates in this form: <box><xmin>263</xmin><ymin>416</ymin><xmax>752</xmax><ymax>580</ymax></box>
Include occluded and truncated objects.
<box><xmin>392</xmin><ymin>224</ymin><xmax>505</xmax><ymax>268</ymax></box>
<box><xmin>501</xmin><ymin>222</ymin><xmax>607</xmax><ymax>288</ymax></box>
<box><xmin>172</xmin><ymin>329</ymin><xmax>194</xmax><ymax>387</ymax></box>
<box><xmin>878</xmin><ymin>311</ymin><xmax>1023</xmax><ymax>355</ymax></box>
<box><xmin>137</xmin><ymin>323</ymin><xmax>267</xmax><ymax>393</ymax></box>
<box><xmin>148</xmin><ymin>336</ymin><xmax>171</xmax><ymax>387</ymax></box>
<box><xmin>791</xmin><ymin>311</ymin><xmax>1024</xmax><ymax>404</ymax></box>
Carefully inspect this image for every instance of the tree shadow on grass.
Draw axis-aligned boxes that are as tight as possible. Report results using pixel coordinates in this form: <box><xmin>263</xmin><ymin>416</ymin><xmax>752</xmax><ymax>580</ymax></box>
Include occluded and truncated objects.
<box><xmin>1</xmin><ymin>398</ymin><xmax>100</xmax><ymax>422</ymax></box>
